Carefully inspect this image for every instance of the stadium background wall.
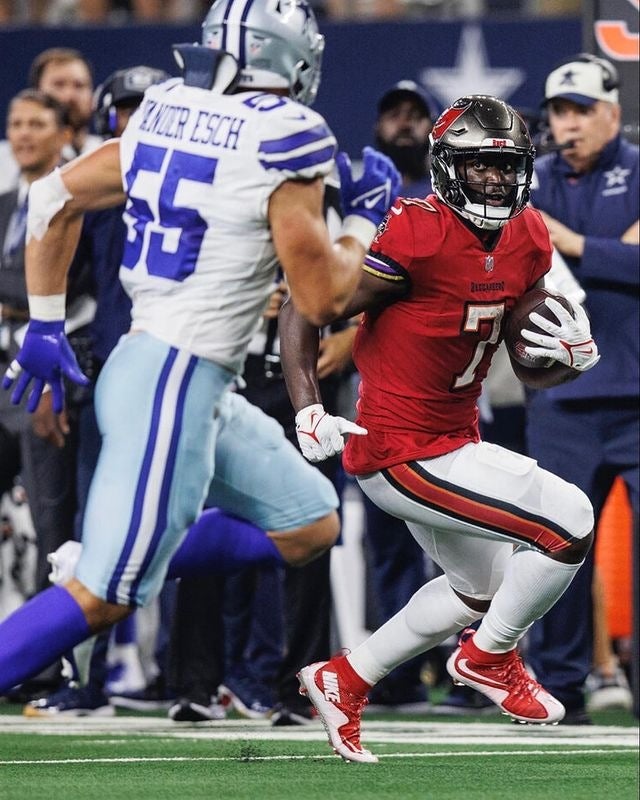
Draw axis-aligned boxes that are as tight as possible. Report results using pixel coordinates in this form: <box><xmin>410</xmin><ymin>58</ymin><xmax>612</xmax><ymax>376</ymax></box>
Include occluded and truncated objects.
<box><xmin>0</xmin><ymin>17</ymin><xmax>589</xmax><ymax>156</ymax></box>
<box><xmin>584</xmin><ymin>0</ymin><xmax>640</xmax><ymax>128</ymax></box>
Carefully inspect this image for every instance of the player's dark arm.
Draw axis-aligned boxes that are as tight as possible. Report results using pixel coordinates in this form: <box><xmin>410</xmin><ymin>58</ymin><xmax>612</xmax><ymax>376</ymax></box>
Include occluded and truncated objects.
<box><xmin>279</xmin><ymin>269</ymin><xmax>405</xmax><ymax>411</ymax></box>
<box><xmin>279</xmin><ymin>297</ymin><xmax>322</xmax><ymax>411</ymax></box>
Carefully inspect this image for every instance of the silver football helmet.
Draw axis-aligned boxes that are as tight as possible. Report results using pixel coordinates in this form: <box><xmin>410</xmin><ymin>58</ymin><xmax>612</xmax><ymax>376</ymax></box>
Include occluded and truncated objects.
<box><xmin>430</xmin><ymin>95</ymin><xmax>535</xmax><ymax>230</ymax></box>
<box><xmin>201</xmin><ymin>0</ymin><xmax>324</xmax><ymax>106</ymax></box>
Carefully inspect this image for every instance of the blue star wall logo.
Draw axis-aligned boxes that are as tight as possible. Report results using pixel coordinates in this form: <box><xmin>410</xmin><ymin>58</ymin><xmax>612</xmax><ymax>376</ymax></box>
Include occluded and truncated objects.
<box><xmin>420</xmin><ymin>26</ymin><xmax>525</xmax><ymax>108</ymax></box>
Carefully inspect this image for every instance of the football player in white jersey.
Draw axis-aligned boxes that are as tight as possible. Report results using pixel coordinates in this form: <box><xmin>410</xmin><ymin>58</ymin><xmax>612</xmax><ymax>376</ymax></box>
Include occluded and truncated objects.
<box><xmin>0</xmin><ymin>0</ymin><xmax>401</xmax><ymax>694</ymax></box>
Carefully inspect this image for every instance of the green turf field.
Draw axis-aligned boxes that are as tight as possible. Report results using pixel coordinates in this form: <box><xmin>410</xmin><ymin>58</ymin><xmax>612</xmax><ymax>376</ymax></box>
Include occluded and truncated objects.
<box><xmin>0</xmin><ymin>705</ymin><xmax>637</xmax><ymax>800</ymax></box>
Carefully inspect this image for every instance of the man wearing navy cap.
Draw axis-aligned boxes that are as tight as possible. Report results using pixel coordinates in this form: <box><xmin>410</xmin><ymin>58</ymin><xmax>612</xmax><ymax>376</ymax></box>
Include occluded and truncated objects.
<box><xmin>526</xmin><ymin>53</ymin><xmax>639</xmax><ymax>723</ymax></box>
<box><xmin>374</xmin><ymin>80</ymin><xmax>433</xmax><ymax>197</ymax></box>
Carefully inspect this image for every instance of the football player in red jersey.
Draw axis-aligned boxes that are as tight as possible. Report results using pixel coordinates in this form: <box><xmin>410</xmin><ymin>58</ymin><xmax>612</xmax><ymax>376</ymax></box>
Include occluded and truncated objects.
<box><xmin>279</xmin><ymin>96</ymin><xmax>601</xmax><ymax>763</ymax></box>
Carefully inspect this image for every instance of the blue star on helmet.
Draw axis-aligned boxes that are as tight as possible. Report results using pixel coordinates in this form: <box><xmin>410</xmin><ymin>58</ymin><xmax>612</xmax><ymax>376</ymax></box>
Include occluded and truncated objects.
<box><xmin>559</xmin><ymin>69</ymin><xmax>577</xmax><ymax>86</ymax></box>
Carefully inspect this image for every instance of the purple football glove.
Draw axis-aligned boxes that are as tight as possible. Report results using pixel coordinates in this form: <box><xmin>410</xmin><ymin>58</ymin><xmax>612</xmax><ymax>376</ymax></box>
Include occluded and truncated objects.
<box><xmin>2</xmin><ymin>319</ymin><xmax>89</xmax><ymax>413</ymax></box>
<box><xmin>336</xmin><ymin>146</ymin><xmax>402</xmax><ymax>228</ymax></box>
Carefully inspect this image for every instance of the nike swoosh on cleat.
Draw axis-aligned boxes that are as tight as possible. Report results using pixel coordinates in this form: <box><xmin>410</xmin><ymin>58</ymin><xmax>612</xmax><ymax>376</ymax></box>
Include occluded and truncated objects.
<box><xmin>455</xmin><ymin>658</ymin><xmax>506</xmax><ymax>689</ymax></box>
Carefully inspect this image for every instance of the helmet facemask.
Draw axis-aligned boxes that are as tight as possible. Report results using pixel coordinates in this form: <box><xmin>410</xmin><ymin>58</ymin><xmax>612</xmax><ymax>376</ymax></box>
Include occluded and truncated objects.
<box><xmin>431</xmin><ymin>145</ymin><xmax>533</xmax><ymax>230</ymax></box>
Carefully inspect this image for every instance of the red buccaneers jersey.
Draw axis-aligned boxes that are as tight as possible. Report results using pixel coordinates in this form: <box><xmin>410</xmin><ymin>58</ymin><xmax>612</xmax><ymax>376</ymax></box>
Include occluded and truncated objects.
<box><xmin>343</xmin><ymin>196</ymin><xmax>552</xmax><ymax>475</ymax></box>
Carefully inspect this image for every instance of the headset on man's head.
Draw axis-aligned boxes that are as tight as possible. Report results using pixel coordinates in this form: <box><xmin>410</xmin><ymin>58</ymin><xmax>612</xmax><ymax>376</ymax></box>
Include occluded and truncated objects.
<box><xmin>552</xmin><ymin>52</ymin><xmax>620</xmax><ymax>94</ymax></box>
<box><xmin>93</xmin><ymin>65</ymin><xmax>170</xmax><ymax>136</ymax></box>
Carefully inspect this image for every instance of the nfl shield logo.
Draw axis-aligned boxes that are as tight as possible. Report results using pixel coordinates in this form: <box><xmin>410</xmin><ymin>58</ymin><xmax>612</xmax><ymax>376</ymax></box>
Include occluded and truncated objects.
<box><xmin>484</xmin><ymin>255</ymin><xmax>494</xmax><ymax>272</ymax></box>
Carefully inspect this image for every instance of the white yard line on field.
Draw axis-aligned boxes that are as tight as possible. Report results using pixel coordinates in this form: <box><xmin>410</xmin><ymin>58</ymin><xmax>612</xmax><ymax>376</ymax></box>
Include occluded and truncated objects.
<box><xmin>0</xmin><ymin>716</ymin><xmax>637</xmax><ymax>749</ymax></box>
<box><xmin>0</xmin><ymin>749</ymin><xmax>638</xmax><ymax>767</ymax></box>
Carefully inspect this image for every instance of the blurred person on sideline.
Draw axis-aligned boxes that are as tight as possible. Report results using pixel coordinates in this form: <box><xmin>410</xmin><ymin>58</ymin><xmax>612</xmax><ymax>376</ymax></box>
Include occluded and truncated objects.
<box><xmin>526</xmin><ymin>53</ymin><xmax>638</xmax><ymax>724</ymax></box>
<box><xmin>0</xmin><ymin>47</ymin><xmax>100</xmax><ymax>194</ymax></box>
<box><xmin>0</xmin><ymin>89</ymin><xmax>88</xmax><ymax>609</ymax></box>
<box><xmin>374</xmin><ymin>80</ymin><xmax>433</xmax><ymax>197</ymax></box>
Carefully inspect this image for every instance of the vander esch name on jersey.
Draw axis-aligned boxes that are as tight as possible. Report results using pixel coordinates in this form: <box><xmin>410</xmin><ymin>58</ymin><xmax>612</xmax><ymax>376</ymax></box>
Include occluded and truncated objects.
<box><xmin>139</xmin><ymin>100</ymin><xmax>190</xmax><ymax>140</ymax></box>
<box><xmin>139</xmin><ymin>99</ymin><xmax>246</xmax><ymax>150</ymax></box>
<box><xmin>190</xmin><ymin>110</ymin><xmax>246</xmax><ymax>149</ymax></box>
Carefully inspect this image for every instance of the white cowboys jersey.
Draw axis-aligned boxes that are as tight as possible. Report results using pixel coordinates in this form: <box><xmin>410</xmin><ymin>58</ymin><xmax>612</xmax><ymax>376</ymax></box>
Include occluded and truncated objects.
<box><xmin>118</xmin><ymin>79</ymin><xmax>336</xmax><ymax>370</ymax></box>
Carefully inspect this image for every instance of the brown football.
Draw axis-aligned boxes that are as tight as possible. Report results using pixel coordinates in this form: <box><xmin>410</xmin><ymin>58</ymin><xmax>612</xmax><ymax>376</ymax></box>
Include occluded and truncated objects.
<box><xmin>504</xmin><ymin>288</ymin><xmax>574</xmax><ymax>368</ymax></box>
<box><xmin>503</xmin><ymin>288</ymin><xmax>578</xmax><ymax>390</ymax></box>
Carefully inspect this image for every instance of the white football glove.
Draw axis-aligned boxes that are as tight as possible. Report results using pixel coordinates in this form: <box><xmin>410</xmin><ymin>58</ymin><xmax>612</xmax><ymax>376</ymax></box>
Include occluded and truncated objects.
<box><xmin>295</xmin><ymin>403</ymin><xmax>367</xmax><ymax>463</ymax></box>
<box><xmin>521</xmin><ymin>297</ymin><xmax>600</xmax><ymax>372</ymax></box>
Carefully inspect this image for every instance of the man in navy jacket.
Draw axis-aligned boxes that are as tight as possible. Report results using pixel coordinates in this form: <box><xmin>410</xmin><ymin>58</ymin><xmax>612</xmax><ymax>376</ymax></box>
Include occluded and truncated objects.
<box><xmin>527</xmin><ymin>53</ymin><xmax>639</xmax><ymax>723</ymax></box>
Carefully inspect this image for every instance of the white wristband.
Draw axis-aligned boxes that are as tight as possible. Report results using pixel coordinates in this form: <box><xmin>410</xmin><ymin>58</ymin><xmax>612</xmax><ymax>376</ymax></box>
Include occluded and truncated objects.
<box><xmin>28</xmin><ymin>294</ymin><xmax>66</xmax><ymax>321</ymax></box>
<box><xmin>26</xmin><ymin>168</ymin><xmax>73</xmax><ymax>243</ymax></box>
<box><xmin>339</xmin><ymin>215</ymin><xmax>377</xmax><ymax>252</ymax></box>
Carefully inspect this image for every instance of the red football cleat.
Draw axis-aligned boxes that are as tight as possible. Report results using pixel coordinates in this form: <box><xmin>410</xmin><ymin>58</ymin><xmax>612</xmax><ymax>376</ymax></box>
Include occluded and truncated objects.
<box><xmin>297</xmin><ymin>657</ymin><xmax>378</xmax><ymax>763</ymax></box>
<box><xmin>447</xmin><ymin>628</ymin><xmax>565</xmax><ymax>724</ymax></box>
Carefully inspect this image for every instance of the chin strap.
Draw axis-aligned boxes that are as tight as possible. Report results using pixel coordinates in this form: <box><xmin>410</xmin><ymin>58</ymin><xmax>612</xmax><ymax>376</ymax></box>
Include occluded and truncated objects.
<box><xmin>172</xmin><ymin>43</ymin><xmax>240</xmax><ymax>93</ymax></box>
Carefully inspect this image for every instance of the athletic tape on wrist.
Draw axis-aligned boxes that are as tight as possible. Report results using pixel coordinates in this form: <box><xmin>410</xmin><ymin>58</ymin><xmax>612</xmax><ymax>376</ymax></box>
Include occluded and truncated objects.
<box><xmin>339</xmin><ymin>215</ymin><xmax>377</xmax><ymax>252</ymax></box>
<box><xmin>26</xmin><ymin>168</ymin><xmax>73</xmax><ymax>243</ymax></box>
<box><xmin>28</xmin><ymin>294</ymin><xmax>66</xmax><ymax>321</ymax></box>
